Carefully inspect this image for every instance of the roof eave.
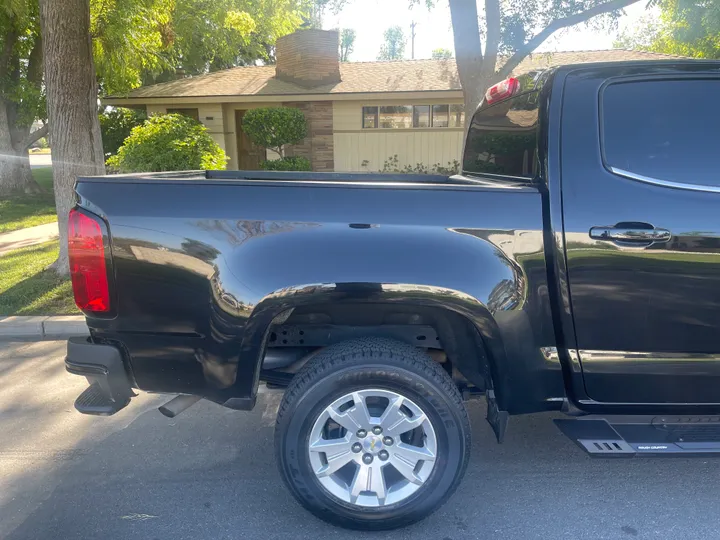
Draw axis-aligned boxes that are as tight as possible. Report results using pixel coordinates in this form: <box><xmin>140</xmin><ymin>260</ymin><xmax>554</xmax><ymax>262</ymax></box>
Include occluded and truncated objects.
<box><xmin>102</xmin><ymin>88</ymin><xmax>465</xmax><ymax>106</ymax></box>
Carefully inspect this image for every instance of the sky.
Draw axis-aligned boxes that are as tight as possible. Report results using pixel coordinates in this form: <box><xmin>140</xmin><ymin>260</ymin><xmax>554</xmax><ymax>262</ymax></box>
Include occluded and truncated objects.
<box><xmin>323</xmin><ymin>1</ymin><xmax>656</xmax><ymax>62</ymax></box>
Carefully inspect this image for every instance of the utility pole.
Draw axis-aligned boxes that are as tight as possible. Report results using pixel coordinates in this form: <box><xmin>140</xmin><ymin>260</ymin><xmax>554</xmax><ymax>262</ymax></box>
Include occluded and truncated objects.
<box><xmin>410</xmin><ymin>21</ymin><xmax>417</xmax><ymax>59</ymax></box>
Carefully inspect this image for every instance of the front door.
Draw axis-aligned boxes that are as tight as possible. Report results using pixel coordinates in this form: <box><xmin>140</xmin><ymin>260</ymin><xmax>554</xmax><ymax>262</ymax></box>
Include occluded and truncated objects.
<box><xmin>235</xmin><ymin>110</ymin><xmax>265</xmax><ymax>170</ymax></box>
<box><xmin>561</xmin><ymin>67</ymin><xmax>720</xmax><ymax>404</ymax></box>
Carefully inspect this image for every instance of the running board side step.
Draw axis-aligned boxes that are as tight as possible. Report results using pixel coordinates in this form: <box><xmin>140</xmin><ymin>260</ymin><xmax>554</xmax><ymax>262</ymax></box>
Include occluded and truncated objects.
<box><xmin>555</xmin><ymin>415</ymin><xmax>720</xmax><ymax>456</ymax></box>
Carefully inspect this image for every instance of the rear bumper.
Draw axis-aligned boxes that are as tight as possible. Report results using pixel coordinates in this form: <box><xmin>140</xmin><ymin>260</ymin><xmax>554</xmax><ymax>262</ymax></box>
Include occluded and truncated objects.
<box><xmin>65</xmin><ymin>337</ymin><xmax>134</xmax><ymax>415</ymax></box>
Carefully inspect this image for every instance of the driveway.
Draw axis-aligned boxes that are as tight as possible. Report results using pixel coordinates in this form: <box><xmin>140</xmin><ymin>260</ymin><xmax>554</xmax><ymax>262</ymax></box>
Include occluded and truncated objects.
<box><xmin>1</xmin><ymin>339</ymin><xmax>718</xmax><ymax>540</ymax></box>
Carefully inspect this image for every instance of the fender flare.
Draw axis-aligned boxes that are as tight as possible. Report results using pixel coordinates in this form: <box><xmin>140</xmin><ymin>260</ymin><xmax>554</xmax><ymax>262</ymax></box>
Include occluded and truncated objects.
<box><xmin>231</xmin><ymin>282</ymin><xmax>510</xmax><ymax>402</ymax></box>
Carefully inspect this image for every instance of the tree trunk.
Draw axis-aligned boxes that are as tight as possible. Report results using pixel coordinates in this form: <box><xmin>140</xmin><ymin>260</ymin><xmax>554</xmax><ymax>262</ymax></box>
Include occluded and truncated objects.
<box><xmin>448</xmin><ymin>0</ymin><xmax>487</xmax><ymax>127</ymax></box>
<box><xmin>0</xmin><ymin>100</ymin><xmax>42</xmax><ymax>196</ymax></box>
<box><xmin>39</xmin><ymin>0</ymin><xmax>105</xmax><ymax>276</ymax></box>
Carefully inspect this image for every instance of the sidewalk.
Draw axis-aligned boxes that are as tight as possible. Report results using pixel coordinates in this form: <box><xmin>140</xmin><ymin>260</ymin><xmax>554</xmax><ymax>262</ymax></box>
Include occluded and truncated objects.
<box><xmin>0</xmin><ymin>315</ymin><xmax>87</xmax><ymax>338</ymax></box>
<box><xmin>0</xmin><ymin>221</ymin><xmax>59</xmax><ymax>256</ymax></box>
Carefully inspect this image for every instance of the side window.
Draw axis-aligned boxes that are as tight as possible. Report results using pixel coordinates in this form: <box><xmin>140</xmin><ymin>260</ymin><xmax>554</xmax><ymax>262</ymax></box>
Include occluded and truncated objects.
<box><xmin>602</xmin><ymin>79</ymin><xmax>720</xmax><ymax>188</ymax></box>
<box><xmin>462</xmin><ymin>91</ymin><xmax>538</xmax><ymax>178</ymax></box>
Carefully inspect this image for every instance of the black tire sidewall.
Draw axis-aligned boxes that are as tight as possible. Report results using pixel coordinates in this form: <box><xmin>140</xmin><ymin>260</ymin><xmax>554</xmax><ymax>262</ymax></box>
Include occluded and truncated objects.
<box><xmin>276</xmin><ymin>361</ymin><xmax>468</xmax><ymax>529</ymax></box>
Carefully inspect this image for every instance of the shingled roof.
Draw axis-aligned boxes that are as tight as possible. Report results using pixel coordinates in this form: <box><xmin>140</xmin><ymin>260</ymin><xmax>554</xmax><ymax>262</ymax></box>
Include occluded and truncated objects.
<box><xmin>113</xmin><ymin>50</ymin><xmax>682</xmax><ymax>100</ymax></box>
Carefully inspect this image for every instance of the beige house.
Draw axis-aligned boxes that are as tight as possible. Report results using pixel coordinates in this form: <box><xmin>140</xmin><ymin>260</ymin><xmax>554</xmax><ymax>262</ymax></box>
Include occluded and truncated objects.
<box><xmin>104</xmin><ymin>30</ymin><xmax>673</xmax><ymax>172</ymax></box>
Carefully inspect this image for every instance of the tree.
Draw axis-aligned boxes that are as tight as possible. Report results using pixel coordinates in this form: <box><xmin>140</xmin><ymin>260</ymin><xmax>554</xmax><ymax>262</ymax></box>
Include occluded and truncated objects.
<box><xmin>616</xmin><ymin>0</ymin><xmax>720</xmax><ymax>58</ymax></box>
<box><xmin>340</xmin><ymin>28</ymin><xmax>356</xmax><ymax>61</ymax></box>
<box><xmin>0</xmin><ymin>0</ymin><xmax>47</xmax><ymax>196</ymax></box>
<box><xmin>39</xmin><ymin>0</ymin><xmax>106</xmax><ymax>275</ymax></box>
<box><xmin>431</xmin><ymin>47</ymin><xmax>453</xmax><ymax>59</ymax></box>
<box><xmin>242</xmin><ymin>107</ymin><xmax>307</xmax><ymax>157</ymax></box>
<box><xmin>107</xmin><ymin>114</ymin><xmax>227</xmax><ymax>172</ymax></box>
<box><xmin>377</xmin><ymin>25</ymin><xmax>406</xmax><ymax>60</ymax></box>
<box><xmin>435</xmin><ymin>0</ymin><xmax>644</xmax><ymax>127</ymax></box>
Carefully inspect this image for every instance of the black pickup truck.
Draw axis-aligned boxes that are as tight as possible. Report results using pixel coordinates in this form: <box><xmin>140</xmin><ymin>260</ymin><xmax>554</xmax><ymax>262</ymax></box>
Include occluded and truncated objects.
<box><xmin>65</xmin><ymin>60</ymin><xmax>720</xmax><ymax>529</ymax></box>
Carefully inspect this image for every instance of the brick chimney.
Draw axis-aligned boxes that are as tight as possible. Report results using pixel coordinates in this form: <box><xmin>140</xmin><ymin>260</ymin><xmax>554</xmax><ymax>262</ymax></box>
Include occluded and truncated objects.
<box><xmin>275</xmin><ymin>29</ymin><xmax>341</xmax><ymax>88</ymax></box>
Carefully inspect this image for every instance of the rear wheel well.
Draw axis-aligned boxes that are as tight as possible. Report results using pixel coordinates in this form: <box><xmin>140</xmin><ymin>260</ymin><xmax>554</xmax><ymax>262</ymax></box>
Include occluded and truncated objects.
<box><xmin>263</xmin><ymin>303</ymin><xmax>492</xmax><ymax>392</ymax></box>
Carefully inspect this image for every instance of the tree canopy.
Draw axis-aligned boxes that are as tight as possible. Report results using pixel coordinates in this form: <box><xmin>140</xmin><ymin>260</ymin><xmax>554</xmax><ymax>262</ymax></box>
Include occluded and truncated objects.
<box><xmin>616</xmin><ymin>0</ymin><xmax>720</xmax><ymax>58</ymax></box>
<box><xmin>378</xmin><ymin>25</ymin><xmax>406</xmax><ymax>60</ymax></box>
<box><xmin>97</xmin><ymin>0</ymin><xmax>313</xmax><ymax>95</ymax></box>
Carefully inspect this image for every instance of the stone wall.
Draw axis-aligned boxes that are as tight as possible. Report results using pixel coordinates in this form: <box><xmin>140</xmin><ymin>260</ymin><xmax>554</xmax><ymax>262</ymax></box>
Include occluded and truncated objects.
<box><xmin>284</xmin><ymin>101</ymin><xmax>334</xmax><ymax>172</ymax></box>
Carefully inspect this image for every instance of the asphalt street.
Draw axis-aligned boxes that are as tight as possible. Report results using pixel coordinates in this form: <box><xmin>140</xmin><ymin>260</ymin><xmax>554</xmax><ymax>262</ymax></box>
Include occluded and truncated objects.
<box><xmin>1</xmin><ymin>339</ymin><xmax>718</xmax><ymax>540</ymax></box>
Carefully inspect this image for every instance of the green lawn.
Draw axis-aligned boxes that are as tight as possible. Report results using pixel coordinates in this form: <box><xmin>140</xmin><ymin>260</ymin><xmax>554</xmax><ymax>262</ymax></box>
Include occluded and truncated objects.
<box><xmin>0</xmin><ymin>240</ymin><xmax>77</xmax><ymax>316</ymax></box>
<box><xmin>0</xmin><ymin>167</ymin><xmax>56</xmax><ymax>234</ymax></box>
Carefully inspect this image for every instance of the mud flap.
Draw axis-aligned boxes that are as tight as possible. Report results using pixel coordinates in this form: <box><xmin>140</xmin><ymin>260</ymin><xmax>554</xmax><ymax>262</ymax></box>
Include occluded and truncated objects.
<box><xmin>486</xmin><ymin>389</ymin><xmax>509</xmax><ymax>443</ymax></box>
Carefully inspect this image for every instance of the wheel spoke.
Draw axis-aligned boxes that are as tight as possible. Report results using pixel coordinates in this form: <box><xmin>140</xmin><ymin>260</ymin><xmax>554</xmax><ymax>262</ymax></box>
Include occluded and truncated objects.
<box><xmin>327</xmin><ymin>406</ymin><xmax>363</xmax><ymax>433</ymax></box>
<box><xmin>389</xmin><ymin>451</ymin><xmax>424</xmax><ymax>485</ymax></box>
<box><xmin>378</xmin><ymin>395</ymin><xmax>404</xmax><ymax>427</ymax></box>
<box><xmin>369</xmin><ymin>465</ymin><xmax>387</xmax><ymax>505</ymax></box>
<box><xmin>346</xmin><ymin>391</ymin><xmax>373</xmax><ymax>427</ymax></box>
<box><xmin>309</xmin><ymin>434</ymin><xmax>351</xmax><ymax>456</ymax></box>
<box><xmin>314</xmin><ymin>446</ymin><xmax>355</xmax><ymax>477</ymax></box>
<box><xmin>349</xmin><ymin>464</ymin><xmax>370</xmax><ymax>503</ymax></box>
<box><xmin>393</xmin><ymin>442</ymin><xmax>436</xmax><ymax>463</ymax></box>
<box><xmin>384</xmin><ymin>411</ymin><xmax>427</xmax><ymax>438</ymax></box>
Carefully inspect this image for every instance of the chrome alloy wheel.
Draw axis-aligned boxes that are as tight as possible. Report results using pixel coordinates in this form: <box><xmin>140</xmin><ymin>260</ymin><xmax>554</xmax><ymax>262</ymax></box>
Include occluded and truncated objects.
<box><xmin>308</xmin><ymin>389</ymin><xmax>438</xmax><ymax>508</ymax></box>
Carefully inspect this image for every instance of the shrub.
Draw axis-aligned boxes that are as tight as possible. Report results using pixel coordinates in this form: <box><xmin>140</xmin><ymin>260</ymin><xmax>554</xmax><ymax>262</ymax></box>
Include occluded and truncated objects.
<box><xmin>242</xmin><ymin>107</ymin><xmax>307</xmax><ymax>157</ymax></box>
<box><xmin>99</xmin><ymin>107</ymin><xmax>147</xmax><ymax>158</ymax></box>
<box><xmin>260</xmin><ymin>156</ymin><xmax>312</xmax><ymax>171</ymax></box>
<box><xmin>107</xmin><ymin>114</ymin><xmax>227</xmax><ymax>173</ymax></box>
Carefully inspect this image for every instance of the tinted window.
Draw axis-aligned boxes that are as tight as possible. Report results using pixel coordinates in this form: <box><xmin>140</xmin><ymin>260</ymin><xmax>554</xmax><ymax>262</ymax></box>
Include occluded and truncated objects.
<box><xmin>603</xmin><ymin>79</ymin><xmax>720</xmax><ymax>187</ymax></box>
<box><xmin>463</xmin><ymin>91</ymin><xmax>538</xmax><ymax>178</ymax></box>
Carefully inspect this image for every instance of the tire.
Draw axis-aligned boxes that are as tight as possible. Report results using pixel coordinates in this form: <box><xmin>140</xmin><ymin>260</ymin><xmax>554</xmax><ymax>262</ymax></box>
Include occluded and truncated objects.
<box><xmin>275</xmin><ymin>337</ymin><xmax>471</xmax><ymax>530</ymax></box>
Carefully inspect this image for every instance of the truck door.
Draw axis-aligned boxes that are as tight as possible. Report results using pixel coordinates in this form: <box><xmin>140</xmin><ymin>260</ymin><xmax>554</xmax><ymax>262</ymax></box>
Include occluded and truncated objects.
<box><xmin>560</xmin><ymin>66</ymin><xmax>720</xmax><ymax>404</ymax></box>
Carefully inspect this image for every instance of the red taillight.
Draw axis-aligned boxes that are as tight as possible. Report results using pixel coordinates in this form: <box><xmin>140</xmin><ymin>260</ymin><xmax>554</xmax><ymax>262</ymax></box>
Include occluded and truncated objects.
<box><xmin>485</xmin><ymin>77</ymin><xmax>520</xmax><ymax>105</ymax></box>
<box><xmin>68</xmin><ymin>209</ymin><xmax>110</xmax><ymax>313</ymax></box>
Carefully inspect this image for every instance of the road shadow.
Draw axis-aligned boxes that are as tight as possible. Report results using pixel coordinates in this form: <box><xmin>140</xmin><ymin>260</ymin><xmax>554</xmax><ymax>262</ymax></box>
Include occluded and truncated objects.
<box><xmin>3</xmin><ymin>393</ymin><xmax>720</xmax><ymax>540</ymax></box>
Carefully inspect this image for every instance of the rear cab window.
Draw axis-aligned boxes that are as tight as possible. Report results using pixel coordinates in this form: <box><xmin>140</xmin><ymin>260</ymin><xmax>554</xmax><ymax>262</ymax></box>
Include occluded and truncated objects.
<box><xmin>462</xmin><ymin>85</ymin><xmax>540</xmax><ymax>181</ymax></box>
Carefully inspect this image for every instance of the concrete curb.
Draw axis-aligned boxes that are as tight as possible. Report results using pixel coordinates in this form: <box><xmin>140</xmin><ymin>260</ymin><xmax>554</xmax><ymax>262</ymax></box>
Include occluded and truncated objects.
<box><xmin>0</xmin><ymin>315</ymin><xmax>89</xmax><ymax>339</ymax></box>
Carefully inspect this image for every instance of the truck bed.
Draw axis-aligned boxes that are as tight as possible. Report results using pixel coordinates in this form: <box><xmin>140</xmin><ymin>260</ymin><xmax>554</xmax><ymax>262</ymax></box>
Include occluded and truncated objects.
<box><xmin>74</xmin><ymin>173</ymin><xmax>559</xmax><ymax>412</ymax></box>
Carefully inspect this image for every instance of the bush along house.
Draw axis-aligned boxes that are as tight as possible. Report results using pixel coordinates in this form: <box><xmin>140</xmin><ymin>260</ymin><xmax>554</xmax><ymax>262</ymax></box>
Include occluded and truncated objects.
<box><xmin>103</xmin><ymin>29</ymin><xmax>677</xmax><ymax>172</ymax></box>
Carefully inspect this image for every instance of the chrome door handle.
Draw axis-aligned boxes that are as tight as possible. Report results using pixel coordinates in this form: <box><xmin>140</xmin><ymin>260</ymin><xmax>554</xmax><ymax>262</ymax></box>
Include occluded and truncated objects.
<box><xmin>589</xmin><ymin>226</ymin><xmax>671</xmax><ymax>243</ymax></box>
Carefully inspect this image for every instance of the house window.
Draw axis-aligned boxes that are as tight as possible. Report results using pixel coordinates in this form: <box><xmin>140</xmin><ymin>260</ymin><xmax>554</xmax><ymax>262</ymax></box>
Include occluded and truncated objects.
<box><xmin>432</xmin><ymin>105</ymin><xmax>449</xmax><ymax>127</ymax></box>
<box><xmin>167</xmin><ymin>108</ymin><xmax>199</xmax><ymax>121</ymax></box>
<box><xmin>379</xmin><ymin>105</ymin><xmax>413</xmax><ymax>128</ymax></box>
<box><xmin>449</xmin><ymin>104</ymin><xmax>464</xmax><ymax>127</ymax></box>
<box><xmin>362</xmin><ymin>106</ymin><xmax>378</xmax><ymax>128</ymax></box>
<box><xmin>413</xmin><ymin>105</ymin><xmax>430</xmax><ymax>127</ymax></box>
<box><xmin>363</xmin><ymin>104</ymin><xmax>464</xmax><ymax>129</ymax></box>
